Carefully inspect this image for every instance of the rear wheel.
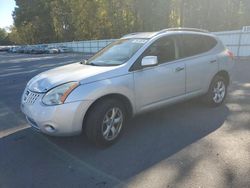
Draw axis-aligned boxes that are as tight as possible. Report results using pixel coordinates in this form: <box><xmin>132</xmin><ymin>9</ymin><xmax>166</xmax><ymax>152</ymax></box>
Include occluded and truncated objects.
<box><xmin>85</xmin><ymin>99</ymin><xmax>126</xmax><ymax>147</ymax></box>
<box><xmin>203</xmin><ymin>75</ymin><xmax>228</xmax><ymax>107</ymax></box>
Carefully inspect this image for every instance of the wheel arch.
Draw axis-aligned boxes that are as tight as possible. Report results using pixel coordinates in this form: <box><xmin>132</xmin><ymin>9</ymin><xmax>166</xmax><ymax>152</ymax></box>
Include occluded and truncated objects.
<box><xmin>82</xmin><ymin>93</ymin><xmax>134</xmax><ymax>129</ymax></box>
<box><xmin>214</xmin><ymin>70</ymin><xmax>230</xmax><ymax>86</ymax></box>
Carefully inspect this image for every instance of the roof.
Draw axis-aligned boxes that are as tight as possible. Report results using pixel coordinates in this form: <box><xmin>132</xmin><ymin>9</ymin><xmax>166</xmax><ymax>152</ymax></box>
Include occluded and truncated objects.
<box><xmin>122</xmin><ymin>32</ymin><xmax>158</xmax><ymax>39</ymax></box>
<box><xmin>122</xmin><ymin>28</ymin><xmax>210</xmax><ymax>39</ymax></box>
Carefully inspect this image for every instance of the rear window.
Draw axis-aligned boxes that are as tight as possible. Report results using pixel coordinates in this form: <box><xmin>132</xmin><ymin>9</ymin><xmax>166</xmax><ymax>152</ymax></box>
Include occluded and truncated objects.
<box><xmin>180</xmin><ymin>34</ymin><xmax>218</xmax><ymax>58</ymax></box>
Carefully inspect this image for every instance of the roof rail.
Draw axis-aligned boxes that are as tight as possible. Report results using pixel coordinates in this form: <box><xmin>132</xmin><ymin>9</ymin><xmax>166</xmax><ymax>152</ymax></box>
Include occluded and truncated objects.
<box><xmin>122</xmin><ymin>32</ymin><xmax>145</xmax><ymax>38</ymax></box>
<box><xmin>158</xmin><ymin>27</ymin><xmax>209</xmax><ymax>35</ymax></box>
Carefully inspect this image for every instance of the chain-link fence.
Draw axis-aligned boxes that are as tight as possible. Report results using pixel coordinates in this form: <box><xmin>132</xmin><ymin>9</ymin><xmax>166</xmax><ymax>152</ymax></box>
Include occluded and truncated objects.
<box><xmin>215</xmin><ymin>29</ymin><xmax>250</xmax><ymax>57</ymax></box>
<box><xmin>44</xmin><ymin>29</ymin><xmax>250</xmax><ymax>57</ymax></box>
<box><xmin>48</xmin><ymin>39</ymin><xmax>115</xmax><ymax>54</ymax></box>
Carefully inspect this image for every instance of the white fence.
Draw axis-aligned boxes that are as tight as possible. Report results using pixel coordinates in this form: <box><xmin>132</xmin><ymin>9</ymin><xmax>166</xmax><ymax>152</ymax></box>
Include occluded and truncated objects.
<box><xmin>214</xmin><ymin>30</ymin><xmax>250</xmax><ymax>57</ymax></box>
<box><xmin>47</xmin><ymin>29</ymin><xmax>250</xmax><ymax>57</ymax></box>
<box><xmin>49</xmin><ymin>39</ymin><xmax>115</xmax><ymax>54</ymax></box>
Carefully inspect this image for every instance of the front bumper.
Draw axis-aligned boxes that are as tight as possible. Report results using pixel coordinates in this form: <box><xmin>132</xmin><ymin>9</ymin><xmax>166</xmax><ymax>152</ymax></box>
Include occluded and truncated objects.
<box><xmin>21</xmin><ymin>92</ymin><xmax>93</xmax><ymax>136</ymax></box>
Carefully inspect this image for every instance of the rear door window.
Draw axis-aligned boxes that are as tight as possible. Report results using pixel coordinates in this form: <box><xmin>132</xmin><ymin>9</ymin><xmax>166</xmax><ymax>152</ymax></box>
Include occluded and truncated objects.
<box><xmin>180</xmin><ymin>34</ymin><xmax>217</xmax><ymax>58</ymax></box>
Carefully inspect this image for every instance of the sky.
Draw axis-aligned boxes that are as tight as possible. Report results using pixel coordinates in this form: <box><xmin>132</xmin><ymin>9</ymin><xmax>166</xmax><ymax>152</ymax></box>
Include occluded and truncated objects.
<box><xmin>0</xmin><ymin>0</ymin><xmax>16</xmax><ymax>29</ymax></box>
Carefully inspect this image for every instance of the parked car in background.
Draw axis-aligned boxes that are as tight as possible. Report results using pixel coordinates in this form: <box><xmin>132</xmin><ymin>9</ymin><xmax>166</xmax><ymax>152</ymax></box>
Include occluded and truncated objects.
<box><xmin>9</xmin><ymin>46</ymin><xmax>15</xmax><ymax>53</ymax></box>
<box><xmin>0</xmin><ymin>46</ymin><xmax>10</xmax><ymax>52</ymax></box>
<box><xmin>45</xmin><ymin>47</ymin><xmax>60</xmax><ymax>54</ymax></box>
<box><xmin>23</xmin><ymin>46</ymin><xmax>33</xmax><ymax>54</ymax></box>
<box><xmin>8</xmin><ymin>46</ymin><xmax>26</xmax><ymax>53</ymax></box>
<box><xmin>58</xmin><ymin>46</ymin><xmax>71</xmax><ymax>53</ymax></box>
<box><xmin>30</xmin><ymin>46</ymin><xmax>41</xmax><ymax>54</ymax></box>
<box><xmin>30</xmin><ymin>46</ymin><xmax>46</xmax><ymax>54</ymax></box>
<box><xmin>8</xmin><ymin>47</ymin><xmax>14</xmax><ymax>53</ymax></box>
<box><xmin>40</xmin><ymin>45</ymin><xmax>48</xmax><ymax>53</ymax></box>
<box><xmin>21</xmin><ymin>28</ymin><xmax>235</xmax><ymax>147</ymax></box>
<box><xmin>7</xmin><ymin>44</ymin><xmax>71</xmax><ymax>54</ymax></box>
<box><xmin>12</xmin><ymin>46</ymin><xmax>21</xmax><ymax>53</ymax></box>
<box><xmin>15</xmin><ymin>46</ymin><xmax>22</xmax><ymax>53</ymax></box>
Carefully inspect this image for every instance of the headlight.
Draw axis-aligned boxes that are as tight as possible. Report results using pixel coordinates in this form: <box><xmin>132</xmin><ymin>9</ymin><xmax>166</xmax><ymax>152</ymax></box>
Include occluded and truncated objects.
<box><xmin>42</xmin><ymin>82</ymin><xmax>79</xmax><ymax>106</ymax></box>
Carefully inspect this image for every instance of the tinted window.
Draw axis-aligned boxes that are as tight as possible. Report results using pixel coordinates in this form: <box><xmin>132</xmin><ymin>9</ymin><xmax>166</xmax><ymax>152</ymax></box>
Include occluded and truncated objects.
<box><xmin>180</xmin><ymin>34</ymin><xmax>217</xmax><ymax>58</ymax></box>
<box><xmin>144</xmin><ymin>37</ymin><xmax>178</xmax><ymax>64</ymax></box>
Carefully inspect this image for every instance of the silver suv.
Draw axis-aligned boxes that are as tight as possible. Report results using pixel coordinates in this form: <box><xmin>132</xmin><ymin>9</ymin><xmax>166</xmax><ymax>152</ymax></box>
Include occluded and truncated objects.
<box><xmin>21</xmin><ymin>28</ymin><xmax>235</xmax><ymax>146</ymax></box>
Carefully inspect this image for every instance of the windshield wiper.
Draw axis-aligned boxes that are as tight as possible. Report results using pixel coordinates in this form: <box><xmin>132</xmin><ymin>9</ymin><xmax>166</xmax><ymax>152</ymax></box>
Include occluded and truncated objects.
<box><xmin>80</xmin><ymin>59</ymin><xmax>87</xmax><ymax>64</ymax></box>
<box><xmin>80</xmin><ymin>60</ymin><xmax>101</xmax><ymax>66</ymax></box>
<box><xmin>88</xmin><ymin>62</ymin><xmax>100</xmax><ymax>66</ymax></box>
<box><xmin>81</xmin><ymin>60</ymin><xmax>120</xmax><ymax>66</ymax></box>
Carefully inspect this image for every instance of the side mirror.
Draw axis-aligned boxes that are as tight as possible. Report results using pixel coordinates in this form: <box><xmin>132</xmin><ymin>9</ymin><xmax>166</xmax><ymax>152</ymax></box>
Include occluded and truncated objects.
<box><xmin>141</xmin><ymin>56</ymin><xmax>158</xmax><ymax>67</ymax></box>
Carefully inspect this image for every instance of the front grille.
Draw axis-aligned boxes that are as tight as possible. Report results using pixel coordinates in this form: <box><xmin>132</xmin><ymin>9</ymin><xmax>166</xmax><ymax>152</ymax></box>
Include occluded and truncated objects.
<box><xmin>23</xmin><ymin>90</ymin><xmax>41</xmax><ymax>104</ymax></box>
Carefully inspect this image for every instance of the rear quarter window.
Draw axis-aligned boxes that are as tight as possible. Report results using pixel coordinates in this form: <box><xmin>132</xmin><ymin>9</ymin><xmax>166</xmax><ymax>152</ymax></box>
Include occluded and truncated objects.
<box><xmin>180</xmin><ymin>34</ymin><xmax>218</xmax><ymax>58</ymax></box>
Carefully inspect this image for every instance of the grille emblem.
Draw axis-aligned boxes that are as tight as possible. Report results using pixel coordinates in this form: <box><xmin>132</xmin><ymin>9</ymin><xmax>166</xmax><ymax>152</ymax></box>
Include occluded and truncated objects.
<box><xmin>23</xmin><ymin>90</ymin><xmax>40</xmax><ymax>104</ymax></box>
<box><xmin>23</xmin><ymin>91</ymin><xmax>30</xmax><ymax>102</ymax></box>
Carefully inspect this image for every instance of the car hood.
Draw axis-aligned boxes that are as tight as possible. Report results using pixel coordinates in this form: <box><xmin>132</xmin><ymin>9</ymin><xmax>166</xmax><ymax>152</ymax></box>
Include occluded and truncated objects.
<box><xmin>27</xmin><ymin>62</ymin><xmax>122</xmax><ymax>92</ymax></box>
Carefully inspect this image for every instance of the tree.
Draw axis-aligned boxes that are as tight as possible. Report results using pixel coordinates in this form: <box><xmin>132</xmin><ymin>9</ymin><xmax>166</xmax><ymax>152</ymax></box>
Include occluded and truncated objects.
<box><xmin>181</xmin><ymin>0</ymin><xmax>250</xmax><ymax>31</ymax></box>
<box><xmin>50</xmin><ymin>0</ymin><xmax>74</xmax><ymax>42</ymax></box>
<box><xmin>0</xmin><ymin>28</ymin><xmax>11</xmax><ymax>45</ymax></box>
<box><xmin>13</xmin><ymin>0</ymin><xmax>56</xmax><ymax>44</ymax></box>
<box><xmin>9</xmin><ymin>0</ymin><xmax>250</xmax><ymax>44</ymax></box>
<box><xmin>8</xmin><ymin>26</ymin><xmax>21</xmax><ymax>44</ymax></box>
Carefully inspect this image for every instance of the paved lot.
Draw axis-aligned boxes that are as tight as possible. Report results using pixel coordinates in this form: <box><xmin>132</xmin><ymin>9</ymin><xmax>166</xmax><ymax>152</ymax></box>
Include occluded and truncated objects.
<box><xmin>0</xmin><ymin>52</ymin><xmax>249</xmax><ymax>188</ymax></box>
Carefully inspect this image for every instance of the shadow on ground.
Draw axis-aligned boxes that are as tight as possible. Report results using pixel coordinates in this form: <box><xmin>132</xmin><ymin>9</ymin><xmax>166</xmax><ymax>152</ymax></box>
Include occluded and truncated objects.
<box><xmin>0</xmin><ymin>99</ymin><xmax>229</xmax><ymax>187</ymax></box>
<box><xmin>47</xmin><ymin>100</ymin><xmax>229</xmax><ymax>180</ymax></box>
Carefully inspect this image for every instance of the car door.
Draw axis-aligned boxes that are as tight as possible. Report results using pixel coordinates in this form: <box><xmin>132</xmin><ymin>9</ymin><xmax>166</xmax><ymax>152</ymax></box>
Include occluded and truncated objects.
<box><xmin>180</xmin><ymin>34</ymin><xmax>219</xmax><ymax>94</ymax></box>
<box><xmin>132</xmin><ymin>36</ymin><xmax>186</xmax><ymax>111</ymax></box>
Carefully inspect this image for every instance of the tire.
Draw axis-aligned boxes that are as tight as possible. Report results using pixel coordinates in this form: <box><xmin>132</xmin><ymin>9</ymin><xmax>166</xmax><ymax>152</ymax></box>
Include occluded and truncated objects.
<box><xmin>84</xmin><ymin>98</ymin><xmax>127</xmax><ymax>147</ymax></box>
<box><xmin>203</xmin><ymin>75</ymin><xmax>228</xmax><ymax>107</ymax></box>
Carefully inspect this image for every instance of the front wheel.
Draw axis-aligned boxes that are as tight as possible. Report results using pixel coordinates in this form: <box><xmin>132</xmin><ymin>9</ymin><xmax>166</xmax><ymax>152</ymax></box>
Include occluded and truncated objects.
<box><xmin>84</xmin><ymin>99</ymin><xmax>126</xmax><ymax>147</ymax></box>
<box><xmin>203</xmin><ymin>76</ymin><xmax>228</xmax><ymax>107</ymax></box>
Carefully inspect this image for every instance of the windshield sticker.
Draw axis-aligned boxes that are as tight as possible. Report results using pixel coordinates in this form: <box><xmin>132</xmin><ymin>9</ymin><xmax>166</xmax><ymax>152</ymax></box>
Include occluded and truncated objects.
<box><xmin>132</xmin><ymin>39</ymin><xmax>147</xmax><ymax>44</ymax></box>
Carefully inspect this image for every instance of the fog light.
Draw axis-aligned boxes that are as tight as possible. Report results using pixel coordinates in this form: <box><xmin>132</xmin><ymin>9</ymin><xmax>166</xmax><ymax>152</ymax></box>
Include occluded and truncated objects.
<box><xmin>45</xmin><ymin>125</ymin><xmax>55</xmax><ymax>133</ymax></box>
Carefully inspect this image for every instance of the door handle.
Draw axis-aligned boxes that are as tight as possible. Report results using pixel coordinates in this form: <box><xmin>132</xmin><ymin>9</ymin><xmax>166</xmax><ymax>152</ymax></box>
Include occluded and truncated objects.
<box><xmin>210</xmin><ymin>60</ymin><xmax>217</xmax><ymax>64</ymax></box>
<box><xmin>175</xmin><ymin>67</ymin><xmax>185</xmax><ymax>72</ymax></box>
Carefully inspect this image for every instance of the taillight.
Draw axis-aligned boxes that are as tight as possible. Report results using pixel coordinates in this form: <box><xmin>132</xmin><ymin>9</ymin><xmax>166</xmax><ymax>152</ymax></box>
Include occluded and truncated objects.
<box><xmin>226</xmin><ymin>50</ymin><xmax>234</xmax><ymax>59</ymax></box>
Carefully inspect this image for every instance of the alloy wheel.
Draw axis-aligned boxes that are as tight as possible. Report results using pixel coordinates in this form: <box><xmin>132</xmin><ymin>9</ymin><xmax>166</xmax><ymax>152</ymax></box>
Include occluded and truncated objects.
<box><xmin>101</xmin><ymin>107</ymin><xmax>123</xmax><ymax>141</ymax></box>
<box><xmin>212</xmin><ymin>81</ymin><xmax>226</xmax><ymax>104</ymax></box>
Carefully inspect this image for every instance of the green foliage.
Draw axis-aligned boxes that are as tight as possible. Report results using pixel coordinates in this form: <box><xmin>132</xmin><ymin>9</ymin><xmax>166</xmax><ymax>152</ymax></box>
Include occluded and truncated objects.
<box><xmin>13</xmin><ymin>0</ymin><xmax>55</xmax><ymax>44</ymax></box>
<box><xmin>181</xmin><ymin>0</ymin><xmax>249</xmax><ymax>31</ymax></box>
<box><xmin>0</xmin><ymin>28</ymin><xmax>7</xmax><ymax>42</ymax></box>
<box><xmin>10</xmin><ymin>0</ymin><xmax>250</xmax><ymax>44</ymax></box>
<box><xmin>7</xmin><ymin>26</ymin><xmax>21</xmax><ymax>44</ymax></box>
<box><xmin>0</xmin><ymin>28</ymin><xmax>11</xmax><ymax>45</ymax></box>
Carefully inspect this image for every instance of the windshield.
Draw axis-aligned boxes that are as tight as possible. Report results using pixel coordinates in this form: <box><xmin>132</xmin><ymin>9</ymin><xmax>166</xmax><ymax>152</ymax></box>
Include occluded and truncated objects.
<box><xmin>86</xmin><ymin>38</ymin><xmax>148</xmax><ymax>66</ymax></box>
